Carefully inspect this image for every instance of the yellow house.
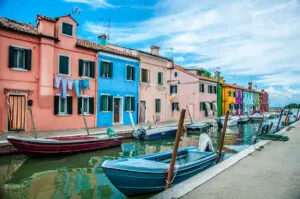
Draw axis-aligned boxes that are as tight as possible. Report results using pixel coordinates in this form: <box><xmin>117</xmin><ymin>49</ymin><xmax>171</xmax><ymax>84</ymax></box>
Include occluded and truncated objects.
<box><xmin>222</xmin><ymin>83</ymin><xmax>236</xmax><ymax>115</ymax></box>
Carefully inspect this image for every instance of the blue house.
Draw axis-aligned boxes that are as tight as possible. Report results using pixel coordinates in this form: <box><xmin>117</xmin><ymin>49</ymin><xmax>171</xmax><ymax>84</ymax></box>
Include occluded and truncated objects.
<box><xmin>97</xmin><ymin>39</ymin><xmax>140</xmax><ymax>127</ymax></box>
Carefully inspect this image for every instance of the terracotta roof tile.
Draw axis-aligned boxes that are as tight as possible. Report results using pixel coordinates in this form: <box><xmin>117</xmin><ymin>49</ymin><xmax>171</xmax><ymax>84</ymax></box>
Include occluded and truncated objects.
<box><xmin>76</xmin><ymin>38</ymin><xmax>139</xmax><ymax>60</ymax></box>
<box><xmin>0</xmin><ymin>17</ymin><xmax>39</xmax><ymax>35</ymax></box>
<box><xmin>174</xmin><ymin>65</ymin><xmax>218</xmax><ymax>83</ymax></box>
<box><xmin>37</xmin><ymin>15</ymin><xmax>56</xmax><ymax>22</ymax></box>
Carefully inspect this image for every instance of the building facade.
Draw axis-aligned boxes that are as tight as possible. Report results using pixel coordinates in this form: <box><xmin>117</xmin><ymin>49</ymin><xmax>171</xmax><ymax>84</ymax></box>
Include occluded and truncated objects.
<box><xmin>260</xmin><ymin>90</ymin><xmax>269</xmax><ymax>113</ymax></box>
<box><xmin>168</xmin><ymin>65</ymin><xmax>218</xmax><ymax>121</ymax></box>
<box><xmin>222</xmin><ymin>84</ymin><xmax>236</xmax><ymax>115</ymax></box>
<box><xmin>96</xmin><ymin>46</ymin><xmax>140</xmax><ymax>127</ymax></box>
<box><xmin>0</xmin><ymin>15</ymin><xmax>100</xmax><ymax>133</ymax></box>
<box><xmin>235</xmin><ymin>88</ymin><xmax>244</xmax><ymax>115</ymax></box>
<box><xmin>254</xmin><ymin>92</ymin><xmax>261</xmax><ymax>111</ymax></box>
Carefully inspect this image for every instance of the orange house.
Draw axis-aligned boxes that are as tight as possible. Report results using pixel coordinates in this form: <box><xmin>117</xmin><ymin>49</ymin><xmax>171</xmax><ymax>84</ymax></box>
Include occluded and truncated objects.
<box><xmin>0</xmin><ymin>15</ymin><xmax>129</xmax><ymax>133</ymax></box>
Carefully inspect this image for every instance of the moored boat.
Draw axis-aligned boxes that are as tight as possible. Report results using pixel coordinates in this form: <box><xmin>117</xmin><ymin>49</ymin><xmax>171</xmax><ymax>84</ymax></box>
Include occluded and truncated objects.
<box><xmin>237</xmin><ymin>116</ymin><xmax>249</xmax><ymax>124</ymax></box>
<box><xmin>6</xmin><ymin>135</ymin><xmax>122</xmax><ymax>154</ymax></box>
<box><xmin>133</xmin><ymin>126</ymin><xmax>177</xmax><ymax>140</ymax></box>
<box><xmin>249</xmin><ymin>113</ymin><xmax>264</xmax><ymax>122</ymax></box>
<box><xmin>102</xmin><ymin>147</ymin><xmax>225</xmax><ymax>196</ymax></box>
<box><xmin>216</xmin><ymin>116</ymin><xmax>239</xmax><ymax>127</ymax></box>
<box><xmin>187</xmin><ymin>122</ymin><xmax>211</xmax><ymax>132</ymax></box>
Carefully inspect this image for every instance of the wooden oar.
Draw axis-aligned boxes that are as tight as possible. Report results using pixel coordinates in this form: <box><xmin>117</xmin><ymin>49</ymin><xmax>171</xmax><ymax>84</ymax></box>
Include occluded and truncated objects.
<box><xmin>186</xmin><ymin>105</ymin><xmax>193</xmax><ymax>124</ymax></box>
<box><xmin>217</xmin><ymin>111</ymin><xmax>229</xmax><ymax>163</ymax></box>
<box><xmin>166</xmin><ymin>109</ymin><xmax>186</xmax><ymax>190</ymax></box>
<box><xmin>81</xmin><ymin>108</ymin><xmax>90</xmax><ymax>135</ymax></box>
<box><xmin>28</xmin><ymin>107</ymin><xmax>37</xmax><ymax>139</ymax></box>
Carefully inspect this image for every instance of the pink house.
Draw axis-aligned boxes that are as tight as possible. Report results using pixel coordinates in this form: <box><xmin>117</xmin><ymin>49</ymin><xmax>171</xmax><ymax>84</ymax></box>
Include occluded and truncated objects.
<box><xmin>0</xmin><ymin>15</ymin><xmax>129</xmax><ymax>133</ymax></box>
<box><xmin>168</xmin><ymin>65</ymin><xmax>218</xmax><ymax>121</ymax></box>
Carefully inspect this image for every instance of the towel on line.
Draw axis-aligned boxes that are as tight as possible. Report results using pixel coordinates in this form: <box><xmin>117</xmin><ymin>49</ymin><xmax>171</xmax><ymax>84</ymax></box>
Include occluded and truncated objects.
<box><xmin>61</xmin><ymin>78</ymin><xmax>67</xmax><ymax>99</ymax></box>
<box><xmin>74</xmin><ymin>80</ymin><xmax>80</xmax><ymax>97</ymax></box>
<box><xmin>54</xmin><ymin>76</ymin><xmax>61</xmax><ymax>88</ymax></box>
<box><xmin>67</xmin><ymin>79</ymin><xmax>73</xmax><ymax>90</ymax></box>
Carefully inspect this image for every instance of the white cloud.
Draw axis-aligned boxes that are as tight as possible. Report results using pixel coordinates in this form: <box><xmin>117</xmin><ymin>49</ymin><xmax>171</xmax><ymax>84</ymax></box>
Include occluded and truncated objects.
<box><xmin>174</xmin><ymin>56</ymin><xmax>185</xmax><ymax>62</ymax></box>
<box><xmin>63</xmin><ymin>0</ymin><xmax>115</xmax><ymax>8</ymax></box>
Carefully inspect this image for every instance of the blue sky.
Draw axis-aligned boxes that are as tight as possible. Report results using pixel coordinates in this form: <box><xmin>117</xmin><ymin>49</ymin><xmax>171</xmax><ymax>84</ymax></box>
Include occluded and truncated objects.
<box><xmin>1</xmin><ymin>0</ymin><xmax>300</xmax><ymax>107</ymax></box>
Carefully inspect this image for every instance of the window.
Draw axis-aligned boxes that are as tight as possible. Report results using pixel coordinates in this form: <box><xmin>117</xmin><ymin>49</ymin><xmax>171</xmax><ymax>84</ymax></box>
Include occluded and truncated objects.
<box><xmin>100</xmin><ymin>61</ymin><xmax>113</xmax><ymax>78</ymax></box>
<box><xmin>59</xmin><ymin>55</ymin><xmax>70</xmax><ymax>75</ymax></box>
<box><xmin>157</xmin><ymin>72</ymin><xmax>163</xmax><ymax>85</ymax></box>
<box><xmin>155</xmin><ymin>99</ymin><xmax>161</xmax><ymax>113</ymax></box>
<box><xmin>170</xmin><ymin>85</ymin><xmax>177</xmax><ymax>94</ymax></box>
<box><xmin>213</xmin><ymin>86</ymin><xmax>217</xmax><ymax>93</ymax></box>
<box><xmin>208</xmin><ymin>85</ymin><xmax>216</xmax><ymax>94</ymax></box>
<box><xmin>200</xmin><ymin>102</ymin><xmax>206</xmax><ymax>111</ymax></box>
<box><xmin>174</xmin><ymin>72</ymin><xmax>178</xmax><ymax>77</ymax></box>
<box><xmin>54</xmin><ymin>96</ymin><xmax>72</xmax><ymax>115</ymax></box>
<box><xmin>8</xmin><ymin>46</ymin><xmax>31</xmax><ymax>70</ymax></box>
<box><xmin>196</xmin><ymin>70</ymin><xmax>202</xmax><ymax>76</ymax></box>
<box><xmin>62</xmin><ymin>22</ymin><xmax>73</xmax><ymax>36</ymax></box>
<box><xmin>140</xmin><ymin>68</ymin><xmax>150</xmax><ymax>83</ymax></box>
<box><xmin>79</xmin><ymin>59</ymin><xmax>95</xmax><ymax>78</ymax></box>
<box><xmin>172</xmin><ymin>102</ymin><xmax>179</xmax><ymax>111</ymax></box>
<box><xmin>228</xmin><ymin>90</ymin><xmax>232</xmax><ymax>97</ymax></box>
<box><xmin>78</xmin><ymin>97</ymin><xmax>94</xmax><ymax>115</ymax></box>
<box><xmin>125</xmin><ymin>96</ymin><xmax>135</xmax><ymax>112</ymax></box>
<box><xmin>233</xmin><ymin>92</ymin><xmax>236</xmax><ymax>97</ymax></box>
<box><xmin>100</xmin><ymin>95</ymin><xmax>112</xmax><ymax>112</ymax></box>
<box><xmin>126</xmin><ymin>65</ymin><xmax>135</xmax><ymax>81</ymax></box>
<box><xmin>199</xmin><ymin>84</ymin><xmax>205</xmax><ymax>92</ymax></box>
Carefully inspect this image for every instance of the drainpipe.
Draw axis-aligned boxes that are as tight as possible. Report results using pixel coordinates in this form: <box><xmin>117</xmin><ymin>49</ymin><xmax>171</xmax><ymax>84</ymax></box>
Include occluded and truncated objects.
<box><xmin>216</xmin><ymin>71</ymin><xmax>222</xmax><ymax>117</ymax></box>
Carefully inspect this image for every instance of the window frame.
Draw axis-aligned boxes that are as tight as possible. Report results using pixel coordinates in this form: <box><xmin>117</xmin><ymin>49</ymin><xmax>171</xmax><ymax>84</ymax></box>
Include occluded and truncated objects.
<box><xmin>82</xmin><ymin>61</ymin><xmax>91</xmax><ymax>78</ymax></box>
<box><xmin>61</xmin><ymin>22</ymin><xmax>74</xmax><ymax>37</ymax></box>
<box><xmin>140</xmin><ymin>68</ymin><xmax>150</xmax><ymax>83</ymax></box>
<box><xmin>58</xmin><ymin>54</ymin><xmax>71</xmax><ymax>76</ymax></box>
<box><xmin>100</xmin><ymin>60</ymin><xmax>112</xmax><ymax>78</ymax></box>
<box><xmin>101</xmin><ymin>94</ymin><xmax>110</xmax><ymax>112</ymax></box>
<box><xmin>126</xmin><ymin>65</ymin><xmax>135</xmax><ymax>81</ymax></box>
<box><xmin>172</xmin><ymin>102</ymin><xmax>180</xmax><ymax>112</ymax></box>
<box><xmin>10</xmin><ymin>45</ymin><xmax>31</xmax><ymax>71</ymax></box>
<box><xmin>157</xmin><ymin>72</ymin><xmax>163</xmax><ymax>85</ymax></box>
<box><xmin>81</xmin><ymin>96</ymin><xmax>91</xmax><ymax>115</ymax></box>
<box><xmin>199</xmin><ymin>83</ymin><xmax>205</xmax><ymax>93</ymax></box>
<box><xmin>155</xmin><ymin>98</ymin><xmax>161</xmax><ymax>113</ymax></box>
<box><xmin>170</xmin><ymin>85</ymin><xmax>178</xmax><ymax>94</ymax></box>
<box><xmin>125</xmin><ymin>96</ymin><xmax>135</xmax><ymax>112</ymax></box>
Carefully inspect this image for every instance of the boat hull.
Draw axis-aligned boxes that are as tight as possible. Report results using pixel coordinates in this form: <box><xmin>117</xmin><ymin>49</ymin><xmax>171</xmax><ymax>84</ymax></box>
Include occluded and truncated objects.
<box><xmin>103</xmin><ymin>148</ymin><xmax>225</xmax><ymax>196</ymax></box>
<box><xmin>237</xmin><ymin>117</ymin><xmax>249</xmax><ymax>124</ymax></box>
<box><xmin>134</xmin><ymin>126</ymin><xmax>177</xmax><ymax>140</ymax></box>
<box><xmin>7</xmin><ymin>135</ymin><xmax>122</xmax><ymax>154</ymax></box>
<box><xmin>187</xmin><ymin>123</ymin><xmax>210</xmax><ymax>132</ymax></box>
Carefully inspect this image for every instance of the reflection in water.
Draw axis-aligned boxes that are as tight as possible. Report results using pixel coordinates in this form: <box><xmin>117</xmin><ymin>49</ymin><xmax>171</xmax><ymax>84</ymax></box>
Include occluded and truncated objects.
<box><xmin>0</xmin><ymin>116</ymin><xmax>288</xmax><ymax>199</ymax></box>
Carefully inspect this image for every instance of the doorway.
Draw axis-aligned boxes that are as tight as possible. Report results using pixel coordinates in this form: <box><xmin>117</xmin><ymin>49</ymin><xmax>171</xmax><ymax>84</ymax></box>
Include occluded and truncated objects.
<box><xmin>113</xmin><ymin>98</ymin><xmax>122</xmax><ymax>124</ymax></box>
<box><xmin>139</xmin><ymin>100</ymin><xmax>146</xmax><ymax>123</ymax></box>
<box><xmin>7</xmin><ymin>94</ymin><xmax>26</xmax><ymax>131</ymax></box>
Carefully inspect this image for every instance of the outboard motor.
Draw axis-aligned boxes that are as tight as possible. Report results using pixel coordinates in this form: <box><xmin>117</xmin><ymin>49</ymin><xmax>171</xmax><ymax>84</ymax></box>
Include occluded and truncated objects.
<box><xmin>261</xmin><ymin>124</ymin><xmax>269</xmax><ymax>134</ymax></box>
<box><xmin>198</xmin><ymin>133</ymin><xmax>214</xmax><ymax>152</ymax></box>
<box><xmin>217</xmin><ymin>118</ymin><xmax>223</xmax><ymax>129</ymax></box>
<box><xmin>134</xmin><ymin>127</ymin><xmax>146</xmax><ymax>140</ymax></box>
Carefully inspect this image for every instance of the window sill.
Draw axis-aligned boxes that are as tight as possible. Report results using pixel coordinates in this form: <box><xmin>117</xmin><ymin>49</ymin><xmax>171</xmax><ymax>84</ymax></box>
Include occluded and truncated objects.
<box><xmin>56</xmin><ymin>114</ymin><xmax>71</xmax><ymax>117</ymax></box>
<box><xmin>101</xmin><ymin>111</ymin><xmax>111</xmax><ymax>113</ymax></box>
<box><xmin>125</xmin><ymin>111</ymin><xmax>134</xmax><ymax>112</ymax></box>
<box><xmin>10</xmin><ymin>68</ymin><xmax>29</xmax><ymax>72</ymax></box>
<box><xmin>140</xmin><ymin>81</ymin><xmax>150</xmax><ymax>84</ymax></box>
<box><xmin>100</xmin><ymin>76</ymin><xmax>112</xmax><ymax>79</ymax></box>
<box><xmin>80</xmin><ymin>76</ymin><xmax>93</xmax><ymax>79</ymax></box>
<box><xmin>58</xmin><ymin>73</ymin><xmax>71</xmax><ymax>77</ymax></box>
<box><xmin>80</xmin><ymin>113</ymin><xmax>93</xmax><ymax>116</ymax></box>
<box><xmin>61</xmin><ymin>33</ymin><xmax>73</xmax><ymax>38</ymax></box>
<box><xmin>126</xmin><ymin>80</ymin><xmax>135</xmax><ymax>82</ymax></box>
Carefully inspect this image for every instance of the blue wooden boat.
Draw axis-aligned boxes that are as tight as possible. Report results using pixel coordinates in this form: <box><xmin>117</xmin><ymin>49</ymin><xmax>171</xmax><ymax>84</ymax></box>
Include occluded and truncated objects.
<box><xmin>133</xmin><ymin>126</ymin><xmax>177</xmax><ymax>140</ymax></box>
<box><xmin>102</xmin><ymin>147</ymin><xmax>225</xmax><ymax>196</ymax></box>
<box><xmin>187</xmin><ymin>122</ymin><xmax>211</xmax><ymax>132</ymax></box>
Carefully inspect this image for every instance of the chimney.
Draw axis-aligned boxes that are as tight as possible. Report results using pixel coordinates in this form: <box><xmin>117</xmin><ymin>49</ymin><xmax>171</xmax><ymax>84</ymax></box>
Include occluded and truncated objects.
<box><xmin>232</xmin><ymin>83</ymin><xmax>236</xmax><ymax>85</ymax></box>
<box><xmin>248</xmin><ymin>82</ymin><xmax>252</xmax><ymax>90</ymax></box>
<box><xmin>98</xmin><ymin>34</ymin><xmax>107</xmax><ymax>45</ymax></box>
<box><xmin>151</xmin><ymin>45</ymin><xmax>160</xmax><ymax>56</ymax></box>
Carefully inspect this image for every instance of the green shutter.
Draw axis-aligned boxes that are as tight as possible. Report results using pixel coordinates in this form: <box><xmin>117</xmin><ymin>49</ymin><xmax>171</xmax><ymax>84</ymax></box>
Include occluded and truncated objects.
<box><xmin>59</xmin><ymin>56</ymin><xmax>69</xmax><ymax>75</ymax></box>
<box><xmin>131</xmin><ymin>97</ymin><xmax>135</xmax><ymax>111</ymax></box>
<box><xmin>54</xmin><ymin>96</ymin><xmax>59</xmax><ymax>115</ymax></box>
<box><xmin>100</xmin><ymin>95</ymin><xmax>105</xmax><ymax>111</ymax></box>
<box><xmin>172</xmin><ymin>103</ymin><xmax>175</xmax><ymax>111</ymax></box>
<box><xmin>126</xmin><ymin>66</ymin><xmax>130</xmax><ymax>80</ymax></box>
<box><xmin>132</xmin><ymin>67</ymin><xmax>135</xmax><ymax>81</ymax></box>
<box><xmin>90</xmin><ymin>61</ymin><xmax>95</xmax><ymax>78</ymax></box>
<box><xmin>67</xmin><ymin>96</ymin><xmax>73</xmax><ymax>115</ymax></box>
<box><xmin>174</xmin><ymin>72</ymin><xmax>178</xmax><ymax>77</ymax></box>
<box><xmin>125</xmin><ymin>97</ymin><xmax>129</xmax><ymax>111</ymax></box>
<box><xmin>8</xmin><ymin>46</ymin><xmax>15</xmax><ymax>68</ymax></box>
<box><xmin>89</xmin><ymin>97</ymin><xmax>94</xmax><ymax>114</ymax></box>
<box><xmin>108</xmin><ymin>96</ymin><xmax>113</xmax><ymax>111</ymax></box>
<box><xmin>78</xmin><ymin>97</ymin><xmax>82</xmax><ymax>114</ymax></box>
<box><xmin>79</xmin><ymin>59</ymin><xmax>83</xmax><ymax>76</ymax></box>
<box><xmin>100</xmin><ymin>61</ymin><xmax>104</xmax><ymax>77</ymax></box>
<box><xmin>158</xmin><ymin>72</ymin><xmax>161</xmax><ymax>84</ymax></box>
<box><xmin>25</xmin><ymin>49</ymin><xmax>32</xmax><ymax>70</ymax></box>
<box><xmin>109</xmin><ymin>62</ymin><xmax>113</xmax><ymax>78</ymax></box>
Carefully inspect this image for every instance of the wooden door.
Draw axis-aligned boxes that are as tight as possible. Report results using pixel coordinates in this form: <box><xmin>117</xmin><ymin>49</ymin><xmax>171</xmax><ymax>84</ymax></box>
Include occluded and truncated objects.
<box><xmin>139</xmin><ymin>101</ymin><xmax>146</xmax><ymax>123</ymax></box>
<box><xmin>114</xmin><ymin>98</ymin><xmax>120</xmax><ymax>123</ymax></box>
<box><xmin>7</xmin><ymin>95</ymin><xmax>26</xmax><ymax>131</ymax></box>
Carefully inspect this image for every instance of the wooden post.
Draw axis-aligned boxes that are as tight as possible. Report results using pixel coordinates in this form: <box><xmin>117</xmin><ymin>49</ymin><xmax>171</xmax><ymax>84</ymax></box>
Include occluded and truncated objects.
<box><xmin>253</xmin><ymin>118</ymin><xmax>264</xmax><ymax>144</ymax></box>
<box><xmin>276</xmin><ymin>109</ymin><xmax>283</xmax><ymax>132</ymax></box>
<box><xmin>81</xmin><ymin>108</ymin><xmax>90</xmax><ymax>135</ymax></box>
<box><xmin>165</xmin><ymin>109</ymin><xmax>186</xmax><ymax>190</ymax></box>
<box><xmin>296</xmin><ymin>109</ymin><xmax>299</xmax><ymax>120</ymax></box>
<box><xmin>28</xmin><ymin>107</ymin><xmax>37</xmax><ymax>139</ymax></box>
<box><xmin>284</xmin><ymin>108</ymin><xmax>291</xmax><ymax>126</ymax></box>
<box><xmin>186</xmin><ymin>105</ymin><xmax>193</xmax><ymax>124</ymax></box>
<box><xmin>217</xmin><ymin>111</ymin><xmax>229</xmax><ymax>163</ymax></box>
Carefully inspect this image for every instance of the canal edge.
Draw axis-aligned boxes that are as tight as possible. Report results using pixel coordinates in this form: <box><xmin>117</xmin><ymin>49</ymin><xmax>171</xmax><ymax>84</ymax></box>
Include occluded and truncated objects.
<box><xmin>151</xmin><ymin>120</ymin><xmax>300</xmax><ymax>199</ymax></box>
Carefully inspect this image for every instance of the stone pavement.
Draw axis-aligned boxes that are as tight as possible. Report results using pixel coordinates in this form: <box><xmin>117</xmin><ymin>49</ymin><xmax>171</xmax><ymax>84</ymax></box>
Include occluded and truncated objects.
<box><xmin>182</xmin><ymin>122</ymin><xmax>300</xmax><ymax>199</ymax></box>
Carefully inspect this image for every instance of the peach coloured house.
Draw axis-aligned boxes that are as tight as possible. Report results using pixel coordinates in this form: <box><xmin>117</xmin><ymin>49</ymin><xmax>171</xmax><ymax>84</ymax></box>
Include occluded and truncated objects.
<box><xmin>108</xmin><ymin>44</ymin><xmax>173</xmax><ymax>123</ymax></box>
<box><xmin>168</xmin><ymin>65</ymin><xmax>218</xmax><ymax>121</ymax></box>
<box><xmin>0</xmin><ymin>15</ymin><xmax>132</xmax><ymax>133</ymax></box>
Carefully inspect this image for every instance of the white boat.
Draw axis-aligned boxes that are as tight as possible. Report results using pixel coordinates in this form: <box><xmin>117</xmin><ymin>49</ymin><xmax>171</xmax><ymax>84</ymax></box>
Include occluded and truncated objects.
<box><xmin>249</xmin><ymin>113</ymin><xmax>264</xmax><ymax>122</ymax></box>
<box><xmin>269</xmin><ymin>112</ymin><xmax>279</xmax><ymax>118</ymax></box>
<box><xmin>263</xmin><ymin>113</ymin><xmax>271</xmax><ymax>118</ymax></box>
<box><xmin>217</xmin><ymin>116</ymin><xmax>239</xmax><ymax>127</ymax></box>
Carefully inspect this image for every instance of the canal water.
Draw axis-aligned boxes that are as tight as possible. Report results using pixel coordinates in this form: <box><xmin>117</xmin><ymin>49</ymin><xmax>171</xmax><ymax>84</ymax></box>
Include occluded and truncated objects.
<box><xmin>0</xmin><ymin>115</ymin><xmax>293</xmax><ymax>199</ymax></box>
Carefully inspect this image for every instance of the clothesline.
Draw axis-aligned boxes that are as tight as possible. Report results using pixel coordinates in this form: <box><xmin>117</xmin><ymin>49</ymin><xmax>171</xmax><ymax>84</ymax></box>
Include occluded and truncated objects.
<box><xmin>54</xmin><ymin>75</ymin><xmax>90</xmax><ymax>99</ymax></box>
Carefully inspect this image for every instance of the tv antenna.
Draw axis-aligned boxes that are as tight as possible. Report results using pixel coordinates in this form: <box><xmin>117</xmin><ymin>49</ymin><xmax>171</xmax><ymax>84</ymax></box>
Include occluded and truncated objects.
<box><xmin>72</xmin><ymin>7</ymin><xmax>81</xmax><ymax>15</ymax></box>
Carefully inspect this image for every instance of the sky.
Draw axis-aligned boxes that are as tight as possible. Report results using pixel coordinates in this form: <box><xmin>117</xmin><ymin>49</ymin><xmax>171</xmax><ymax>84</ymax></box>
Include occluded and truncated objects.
<box><xmin>1</xmin><ymin>0</ymin><xmax>300</xmax><ymax>107</ymax></box>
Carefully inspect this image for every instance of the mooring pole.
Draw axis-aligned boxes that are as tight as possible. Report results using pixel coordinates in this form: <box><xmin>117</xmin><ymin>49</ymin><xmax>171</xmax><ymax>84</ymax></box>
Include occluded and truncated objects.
<box><xmin>81</xmin><ymin>108</ymin><xmax>90</xmax><ymax>135</ymax></box>
<box><xmin>276</xmin><ymin>109</ymin><xmax>283</xmax><ymax>132</ymax></box>
<box><xmin>296</xmin><ymin>108</ymin><xmax>299</xmax><ymax>121</ymax></box>
<box><xmin>186</xmin><ymin>105</ymin><xmax>193</xmax><ymax>124</ymax></box>
<box><xmin>28</xmin><ymin>107</ymin><xmax>37</xmax><ymax>139</ymax></box>
<box><xmin>284</xmin><ymin>108</ymin><xmax>291</xmax><ymax>126</ymax></box>
<box><xmin>217</xmin><ymin>111</ymin><xmax>229</xmax><ymax>163</ymax></box>
<box><xmin>253</xmin><ymin>118</ymin><xmax>264</xmax><ymax>144</ymax></box>
<box><xmin>166</xmin><ymin>109</ymin><xmax>186</xmax><ymax>190</ymax></box>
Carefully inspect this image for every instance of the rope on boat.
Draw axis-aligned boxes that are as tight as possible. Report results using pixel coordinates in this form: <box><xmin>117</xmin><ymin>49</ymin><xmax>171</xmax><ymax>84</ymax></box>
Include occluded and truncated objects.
<box><xmin>166</xmin><ymin>164</ymin><xmax>179</xmax><ymax>185</ymax></box>
<box><xmin>260</xmin><ymin>134</ymin><xmax>289</xmax><ymax>141</ymax></box>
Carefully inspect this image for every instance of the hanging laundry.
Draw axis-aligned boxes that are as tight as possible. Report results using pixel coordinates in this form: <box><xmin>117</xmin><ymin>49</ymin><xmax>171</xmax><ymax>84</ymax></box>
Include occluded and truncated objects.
<box><xmin>79</xmin><ymin>79</ymin><xmax>90</xmax><ymax>94</ymax></box>
<box><xmin>67</xmin><ymin>79</ymin><xmax>73</xmax><ymax>90</ymax></box>
<box><xmin>74</xmin><ymin>80</ymin><xmax>80</xmax><ymax>97</ymax></box>
<box><xmin>61</xmin><ymin>78</ymin><xmax>67</xmax><ymax>99</ymax></box>
<box><xmin>79</xmin><ymin>80</ymin><xmax>84</xmax><ymax>94</ymax></box>
<box><xmin>54</xmin><ymin>76</ymin><xmax>61</xmax><ymax>88</ymax></box>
